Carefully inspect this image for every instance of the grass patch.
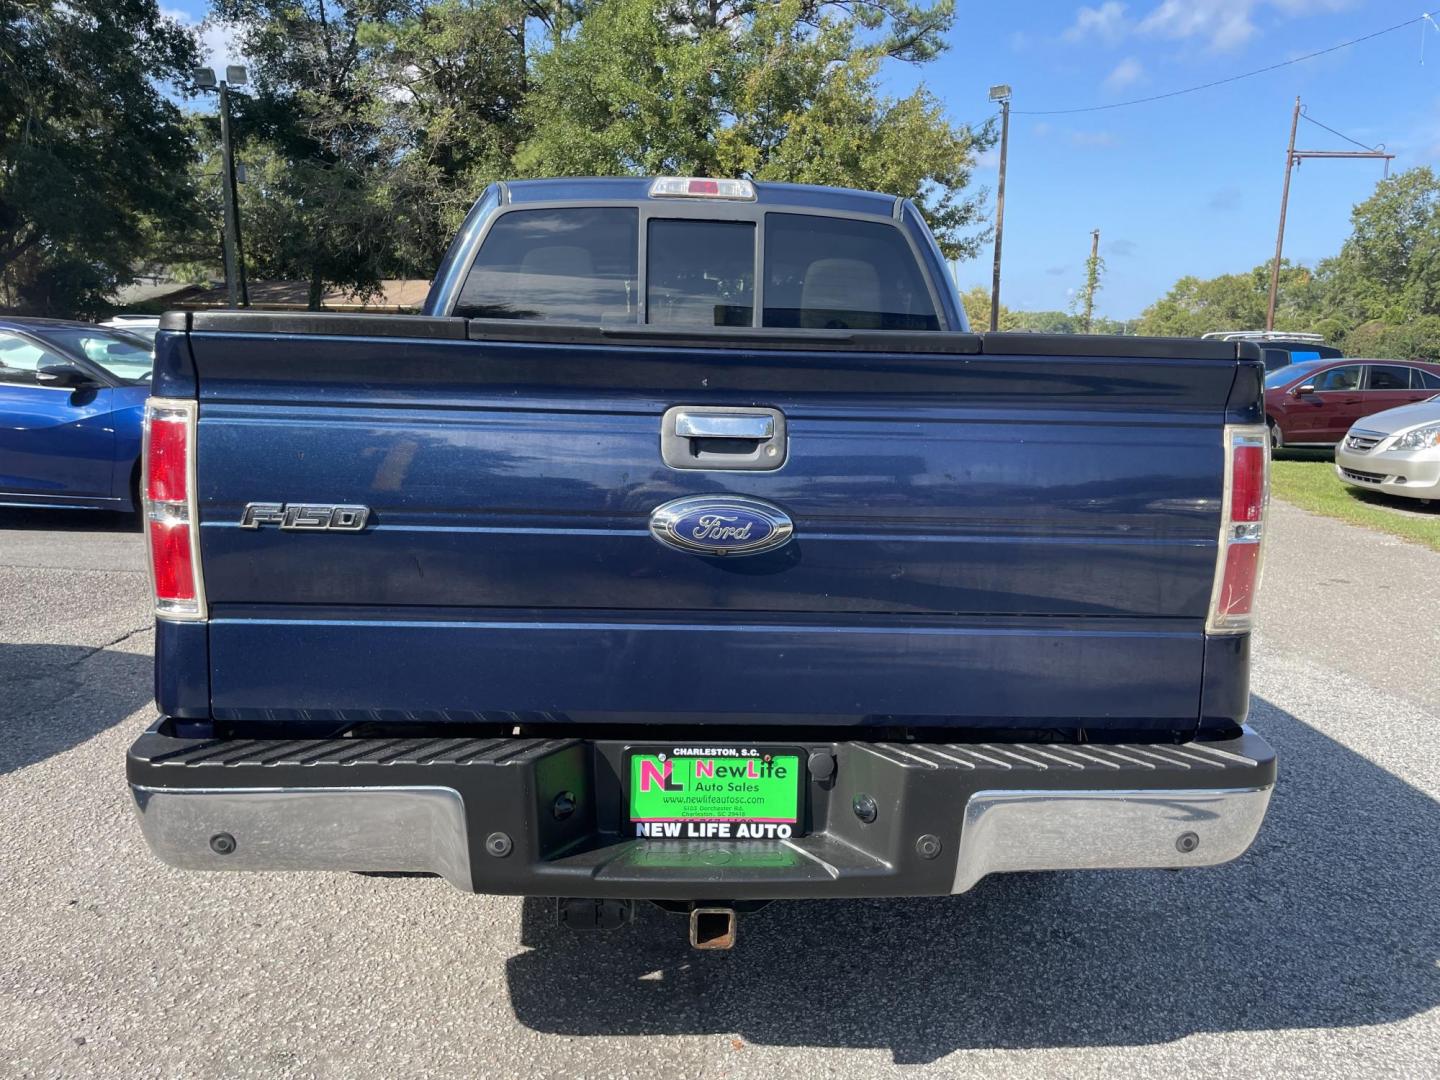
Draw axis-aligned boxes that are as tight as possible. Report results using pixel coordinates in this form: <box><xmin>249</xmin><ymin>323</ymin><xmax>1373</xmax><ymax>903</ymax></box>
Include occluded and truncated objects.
<box><xmin>1270</xmin><ymin>449</ymin><xmax>1440</xmax><ymax>552</ymax></box>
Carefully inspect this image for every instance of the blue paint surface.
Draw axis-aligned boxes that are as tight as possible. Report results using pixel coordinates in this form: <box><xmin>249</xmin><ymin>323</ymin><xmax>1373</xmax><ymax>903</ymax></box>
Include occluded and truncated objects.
<box><xmin>181</xmin><ymin>326</ymin><xmax>1248</xmax><ymax>730</ymax></box>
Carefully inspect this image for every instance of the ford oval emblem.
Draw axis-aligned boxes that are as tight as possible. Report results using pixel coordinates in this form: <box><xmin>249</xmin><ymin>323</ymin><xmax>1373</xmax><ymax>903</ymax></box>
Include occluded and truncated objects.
<box><xmin>649</xmin><ymin>495</ymin><xmax>794</xmax><ymax>557</ymax></box>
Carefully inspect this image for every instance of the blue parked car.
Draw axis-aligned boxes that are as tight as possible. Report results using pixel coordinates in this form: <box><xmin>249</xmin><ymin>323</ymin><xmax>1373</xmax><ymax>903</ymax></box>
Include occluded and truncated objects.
<box><xmin>0</xmin><ymin>316</ymin><xmax>154</xmax><ymax>512</ymax></box>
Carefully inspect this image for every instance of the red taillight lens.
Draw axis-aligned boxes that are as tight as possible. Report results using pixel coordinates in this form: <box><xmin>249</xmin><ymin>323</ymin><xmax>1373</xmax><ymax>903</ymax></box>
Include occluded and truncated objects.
<box><xmin>148</xmin><ymin>517</ymin><xmax>196</xmax><ymax>601</ymax></box>
<box><xmin>1207</xmin><ymin>426</ymin><xmax>1268</xmax><ymax>634</ymax></box>
<box><xmin>1231</xmin><ymin>444</ymin><xmax>1265</xmax><ymax>524</ymax></box>
<box><xmin>1212</xmin><ymin>542</ymin><xmax>1260</xmax><ymax>623</ymax></box>
<box><xmin>146</xmin><ymin>414</ymin><xmax>188</xmax><ymax>502</ymax></box>
<box><xmin>688</xmin><ymin>179</ymin><xmax>719</xmax><ymax>195</ymax></box>
<box><xmin>143</xmin><ymin>398</ymin><xmax>205</xmax><ymax>620</ymax></box>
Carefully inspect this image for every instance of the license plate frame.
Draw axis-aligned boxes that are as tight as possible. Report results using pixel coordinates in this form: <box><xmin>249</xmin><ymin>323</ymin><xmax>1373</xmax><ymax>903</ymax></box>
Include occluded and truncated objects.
<box><xmin>624</xmin><ymin>744</ymin><xmax>806</xmax><ymax>840</ymax></box>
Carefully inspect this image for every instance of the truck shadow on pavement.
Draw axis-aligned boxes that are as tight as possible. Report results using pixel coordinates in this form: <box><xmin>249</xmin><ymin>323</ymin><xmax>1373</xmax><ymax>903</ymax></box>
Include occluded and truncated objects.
<box><xmin>505</xmin><ymin>696</ymin><xmax>1439</xmax><ymax>1063</ymax></box>
<box><xmin>0</xmin><ymin>644</ymin><xmax>153</xmax><ymax>777</ymax></box>
<box><xmin>0</xmin><ymin>507</ymin><xmax>141</xmax><ymax>533</ymax></box>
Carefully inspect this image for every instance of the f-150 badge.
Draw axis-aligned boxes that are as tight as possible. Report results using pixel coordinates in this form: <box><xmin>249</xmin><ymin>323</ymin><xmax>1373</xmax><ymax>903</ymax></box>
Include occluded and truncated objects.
<box><xmin>239</xmin><ymin>502</ymin><xmax>371</xmax><ymax>531</ymax></box>
<box><xmin>649</xmin><ymin>495</ymin><xmax>793</xmax><ymax>556</ymax></box>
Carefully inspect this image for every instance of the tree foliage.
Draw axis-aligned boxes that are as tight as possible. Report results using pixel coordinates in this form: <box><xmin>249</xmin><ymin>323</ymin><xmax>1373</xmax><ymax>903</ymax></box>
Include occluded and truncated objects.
<box><xmin>359</xmin><ymin>0</ymin><xmax>534</xmax><ymax>269</ymax></box>
<box><xmin>515</xmin><ymin>0</ymin><xmax>993</xmax><ymax>258</ymax></box>
<box><xmin>1136</xmin><ymin>263</ymin><xmax>1319</xmax><ymax>339</ymax></box>
<box><xmin>0</xmin><ymin>0</ymin><xmax>200</xmax><ymax>314</ymax></box>
<box><xmin>1321</xmin><ymin>167</ymin><xmax>1440</xmax><ymax>335</ymax></box>
<box><xmin>960</xmin><ymin>285</ymin><xmax>1133</xmax><ymax>335</ymax></box>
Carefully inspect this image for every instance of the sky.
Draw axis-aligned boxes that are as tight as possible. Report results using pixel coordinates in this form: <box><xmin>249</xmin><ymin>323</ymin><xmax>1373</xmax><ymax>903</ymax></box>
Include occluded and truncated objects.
<box><xmin>163</xmin><ymin>0</ymin><xmax>1440</xmax><ymax>320</ymax></box>
<box><xmin>885</xmin><ymin>0</ymin><xmax>1440</xmax><ymax>319</ymax></box>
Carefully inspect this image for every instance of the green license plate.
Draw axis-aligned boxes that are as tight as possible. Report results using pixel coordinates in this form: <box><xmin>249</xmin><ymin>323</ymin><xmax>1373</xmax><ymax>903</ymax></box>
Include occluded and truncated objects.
<box><xmin>628</xmin><ymin>746</ymin><xmax>802</xmax><ymax>840</ymax></box>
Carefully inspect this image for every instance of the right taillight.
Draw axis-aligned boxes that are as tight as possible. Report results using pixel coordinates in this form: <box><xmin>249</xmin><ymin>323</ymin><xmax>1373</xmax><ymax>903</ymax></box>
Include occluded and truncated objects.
<box><xmin>1207</xmin><ymin>425</ymin><xmax>1269</xmax><ymax>633</ymax></box>
<box><xmin>143</xmin><ymin>398</ymin><xmax>206</xmax><ymax>621</ymax></box>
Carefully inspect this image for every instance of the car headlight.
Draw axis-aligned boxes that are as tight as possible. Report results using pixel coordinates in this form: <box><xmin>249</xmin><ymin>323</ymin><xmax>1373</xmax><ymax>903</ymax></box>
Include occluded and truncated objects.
<box><xmin>1390</xmin><ymin>423</ymin><xmax>1440</xmax><ymax>451</ymax></box>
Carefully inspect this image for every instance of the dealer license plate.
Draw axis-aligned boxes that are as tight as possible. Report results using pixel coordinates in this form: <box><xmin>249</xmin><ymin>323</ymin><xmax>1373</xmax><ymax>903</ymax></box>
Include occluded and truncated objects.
<box><xmin>627</xmin><ymin>746</ymin><xmax>803</xmax><ymax>840</ymax></box>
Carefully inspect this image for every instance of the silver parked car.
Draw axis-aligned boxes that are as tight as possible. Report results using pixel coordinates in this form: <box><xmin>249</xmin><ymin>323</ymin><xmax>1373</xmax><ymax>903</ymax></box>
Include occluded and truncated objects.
<box><xmin>1335</xmin><ymin>394</ymin><xmax>1440</xmax><ymax>502</ymax></box>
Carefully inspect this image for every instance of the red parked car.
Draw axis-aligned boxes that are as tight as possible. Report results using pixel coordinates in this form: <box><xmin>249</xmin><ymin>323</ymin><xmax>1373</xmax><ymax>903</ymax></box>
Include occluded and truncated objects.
<box><xmin>1264</xmin><ymin>357</ymin><xmax>1440</xmax><ymax>448</ymax></box>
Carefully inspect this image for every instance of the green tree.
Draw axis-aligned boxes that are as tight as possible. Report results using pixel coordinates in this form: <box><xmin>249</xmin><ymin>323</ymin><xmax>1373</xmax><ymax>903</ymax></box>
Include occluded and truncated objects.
<box><xmin>1321</xmin><ymin>166</ymin><xmax>1440</xmax><ymax>327</ymax></box>
<box><xmin>1076</xmin><ymin>232</ymin><xmax>1104</xmax><ymax>333</ymax></box>
<box><xmin>958</xmin><ymin>285</ymin><xmax>1022</xmax><ymax>330</ymax></box>
<box><xmin>0</xmin><ymin>0</ymin><xmax>200</xmax><ymax>314</ymax></box>
<box><xmin>1136</xmin><ymin>262</ymin><xmax>1320</xmax><ymax>338</ymax></box>
<box><xmin>359</xmin><ymin>0</ymin><xmax>536</xmax><ymax>272</ymax></box>
<box><xmin>209</xmin><ymin>0</ymin><xmax>405</xmax><ymax>305</ymax></box>
<box><xmin>209</xmin><ymin>0</ymin><xmax>543</xmax><ymax>298</ymax></box>
<box><xmin>1340</xmin><ymin>317</ymin><xmax>1440</xmax><ymax>361</ymax></box>
<box><xmin>515</xmin><ymin>0</ymin><xmax>993</xmax><ymax>258</ymax></box>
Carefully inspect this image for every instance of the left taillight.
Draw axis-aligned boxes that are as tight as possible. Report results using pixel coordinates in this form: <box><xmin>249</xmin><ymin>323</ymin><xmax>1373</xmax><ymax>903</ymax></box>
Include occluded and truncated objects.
<box><xmin>143</xmin><ymin>398</ymin><xmax>206</xmax><ymax>621</ymax></box>
<box><xmin>1206</xmin><ymin>424</ymin><xmax>1269</xmax><ymax>634</ymax></box>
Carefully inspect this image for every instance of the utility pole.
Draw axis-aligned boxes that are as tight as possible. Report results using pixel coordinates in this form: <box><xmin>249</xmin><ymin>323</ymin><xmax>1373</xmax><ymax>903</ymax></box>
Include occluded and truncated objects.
<box><xmin>988</xmin><ymin>84</ymin><xmax>1012</xmax><ymax>332</ymax></box>
<box><xmin>1266</xmin><ymin>95</ymin><xmax>1393</xmax><ymax>331</ymax></box>
<box><xmin>194</xmin><ymin>66</ymin><xmax>250</xmax><ymax>309</ymax></box>
<box><xmin>1082</xmin><ymin>228</ymin><xmax>1100</xmax><ymax>333</ymax></box>
<box><xmin>1265</xmin><ymin>98</ymin><xmax>1302</xmax><ymax>334</ymax></box>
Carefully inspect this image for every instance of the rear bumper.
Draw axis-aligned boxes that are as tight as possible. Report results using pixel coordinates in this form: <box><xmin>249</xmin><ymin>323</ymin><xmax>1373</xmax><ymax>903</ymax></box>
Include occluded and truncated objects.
<box><xmin>128</xmin><ymin>723</ymin><xmax>1275</xmax><ymax>900</ymax></box>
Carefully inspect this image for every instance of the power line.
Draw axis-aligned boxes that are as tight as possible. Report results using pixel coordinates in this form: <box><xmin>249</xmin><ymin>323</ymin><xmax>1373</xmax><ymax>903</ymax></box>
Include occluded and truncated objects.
<box><xmin>1012</xmin><ymin>14</ymin><xmax>1429</xmax><ymax>116</ymax></box>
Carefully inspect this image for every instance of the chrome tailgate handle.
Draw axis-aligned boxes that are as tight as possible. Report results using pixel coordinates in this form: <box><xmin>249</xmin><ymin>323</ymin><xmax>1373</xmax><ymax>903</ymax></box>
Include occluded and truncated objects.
<box><xmin>674</xmin><ymin>412</ymin><xmax>775</xmax><ymax>440</ymax></box>
<box><xmin>661</xmin><ymin>405</ymin><xmax>787</xmax><ymax>471</ymax></box>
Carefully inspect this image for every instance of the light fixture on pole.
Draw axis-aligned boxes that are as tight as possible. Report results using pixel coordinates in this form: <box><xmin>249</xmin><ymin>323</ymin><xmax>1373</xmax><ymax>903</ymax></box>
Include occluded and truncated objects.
<box><xmin>193</xmin><ymin>64</ymin><xmax>249</xmax><ymax>308</ymax></box>
<box><xmin>987</xmin><ymin>84</ymin><xmax>1012</xmax><ymax>333</ymax></box>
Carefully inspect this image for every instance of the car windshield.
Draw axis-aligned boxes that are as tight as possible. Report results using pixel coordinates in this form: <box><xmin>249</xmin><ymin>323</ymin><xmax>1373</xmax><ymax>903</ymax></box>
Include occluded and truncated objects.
<box><xmin>1265</xmin><ymin>359</ymin><xmax>1324</xmax><ymax>389</ymax></box>
<box><xmin>38</xmin><ymin>326</ymin><xmax>153</xmax><ymax>381</ymax></box>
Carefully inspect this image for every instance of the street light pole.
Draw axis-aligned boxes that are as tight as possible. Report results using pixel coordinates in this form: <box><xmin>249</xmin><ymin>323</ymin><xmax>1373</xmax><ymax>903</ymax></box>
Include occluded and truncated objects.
<box><xmin>217</xmin><ymin>81</ymin><xmax>241</xmax><ymax>309</ymax></box>
<box><xmin>194</xmin><ymin>66</ymin><xmax>249</xmax><ymax>309</ymax></box>
<box><xmin>988</xmin><ymin>85</ymin><xmax>1012</xmax><ymax>333</ymax></box>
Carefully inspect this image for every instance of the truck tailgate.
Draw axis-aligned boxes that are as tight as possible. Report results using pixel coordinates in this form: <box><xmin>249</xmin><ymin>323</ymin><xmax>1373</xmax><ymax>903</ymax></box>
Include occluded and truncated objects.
<box><xmin>179</xmin><ymin>321</ymin><xmax>1251</xmax><ymax>730</ymax></box>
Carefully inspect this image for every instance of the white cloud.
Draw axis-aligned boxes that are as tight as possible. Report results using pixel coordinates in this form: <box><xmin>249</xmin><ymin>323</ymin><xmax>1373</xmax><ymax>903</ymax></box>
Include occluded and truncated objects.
<box><xmin>1069</xmin><ymin>130</ymin><xmax>1119</xmax><ymax>148</ymax></box>
<box><xmin>1103</xmin><ymin>57</ymin><xmax>1145</xmax><ymax>91</ymax></box>
<box><xmin>164</xmin><ymin>8</ymin><xmax>245</xmax><ymax>72</ymax></box>
<box><xmin>1065</xmin><ymin>2</ymin><xmax>1131</xmax><ymax>44</ymax></box>
<box><xmin>1138</xmin><ymin>0</ymin><xmax>1256</xmax><ymax>51</ymax></box>
<box><xmin>1064</xmin><ymin>0</ymin><xmax>1362</xmax><ymax>53</ymax></box>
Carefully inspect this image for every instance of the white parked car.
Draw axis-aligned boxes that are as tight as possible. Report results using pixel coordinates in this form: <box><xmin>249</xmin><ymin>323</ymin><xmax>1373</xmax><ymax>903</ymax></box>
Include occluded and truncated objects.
<box><xmin>1335</xmin><ymin>395</ymin><xmax>1440</xmax><ymax>502</ymax></box>
<box><xmin>100</xmin><ymin>315</ymin><xmax>161</xmax><ymax>345</ymax></box>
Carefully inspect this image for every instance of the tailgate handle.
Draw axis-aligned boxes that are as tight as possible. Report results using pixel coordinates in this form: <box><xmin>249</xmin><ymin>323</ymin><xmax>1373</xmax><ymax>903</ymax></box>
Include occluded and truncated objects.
<box><xmin>674</xmin><ymin>412</ymin><xmax>774</xmax><ymax>440</ymax></box>
<box><xmin>661</xmin><ymin>405</ymin><xmax>787</xmax><ymax>471</ymax></box>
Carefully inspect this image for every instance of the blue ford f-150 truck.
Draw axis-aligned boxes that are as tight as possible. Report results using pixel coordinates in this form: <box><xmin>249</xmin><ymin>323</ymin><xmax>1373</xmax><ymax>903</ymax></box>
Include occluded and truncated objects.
<box><xmin>128</xmin><ymin>177</ymin><xmax>1275</xmax><ymax>948</ymax></box>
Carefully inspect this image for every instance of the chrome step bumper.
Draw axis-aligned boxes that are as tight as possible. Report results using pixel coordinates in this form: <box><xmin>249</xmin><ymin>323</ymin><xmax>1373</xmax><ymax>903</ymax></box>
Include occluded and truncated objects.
<box><xmin>128</xmin><ymin>724</ymin><xmax>1276</xmax><ymax>900</ymax></box>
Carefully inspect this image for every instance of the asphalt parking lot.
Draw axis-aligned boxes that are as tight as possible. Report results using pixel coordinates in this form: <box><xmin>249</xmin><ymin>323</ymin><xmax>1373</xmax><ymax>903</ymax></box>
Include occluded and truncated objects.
<box><xmin>1</xmin><ymin>500</ymin><xmax>1437</xmax><ymax>1078</ymax></box>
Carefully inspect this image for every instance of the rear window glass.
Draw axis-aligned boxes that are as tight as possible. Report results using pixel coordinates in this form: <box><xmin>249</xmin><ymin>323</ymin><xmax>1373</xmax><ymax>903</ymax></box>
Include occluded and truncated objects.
<box><xmin>456</xmin><ymin>208</ymin><xmax>638</xmax><ymax>323</ymax></box>
<box><xmin>647</xmin><ymin>219</ymin><xmax>754</xmax><ymax>327</ymax></box>
<box><xmin>1367</xmin><ymin>365</ymin><xmax>1412</xmax><ymax>390</ymax></box>
<box><xmin>762</xmin><ymin>214</ymin><xmax>940</xmax><ymax>331</ymax></box>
